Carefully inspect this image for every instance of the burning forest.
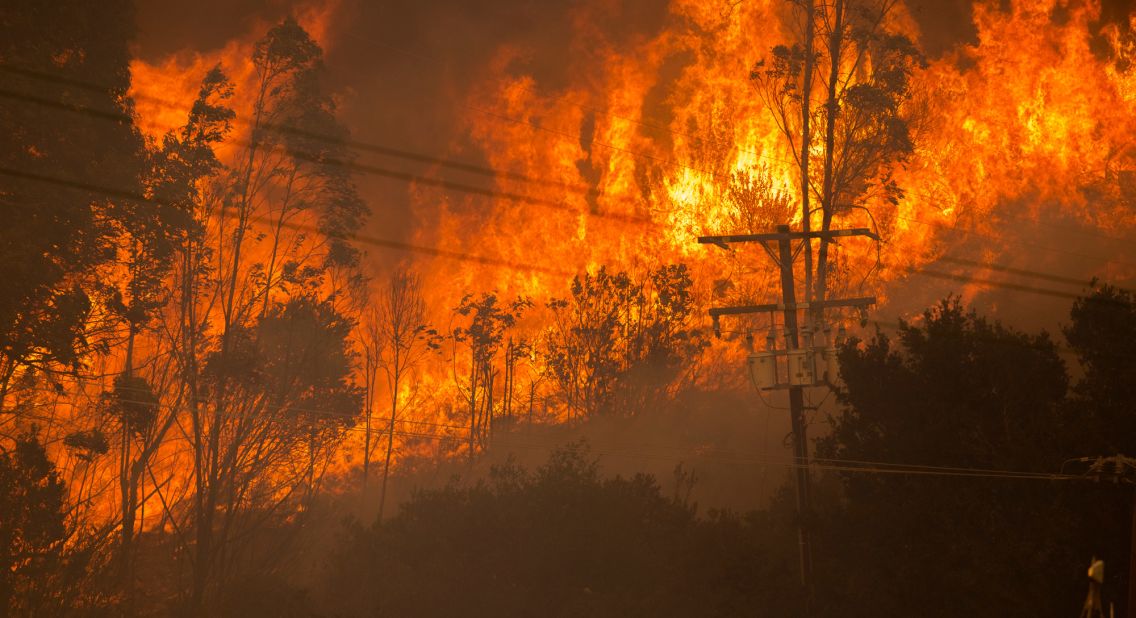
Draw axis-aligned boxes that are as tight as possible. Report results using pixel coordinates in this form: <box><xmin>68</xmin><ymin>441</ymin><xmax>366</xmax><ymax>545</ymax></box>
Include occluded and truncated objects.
<box><xmin>4</xmin><ymin>0</ymin><xmax>1136</xmax><ymax>615</ymax></box>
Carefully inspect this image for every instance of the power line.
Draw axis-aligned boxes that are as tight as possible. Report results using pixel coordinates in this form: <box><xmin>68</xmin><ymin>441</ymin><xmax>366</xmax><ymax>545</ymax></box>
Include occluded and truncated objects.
<box><xmin>907</xmin><ymin>268</ymin><xmax>1082</xmax><ymax>301</ymax></box>
<box><xmin>893</xmin><ymin>209</ymin><xmax>1136</xmax><ymax>271</ymax></box>
<box><xmin>340</xmin><ymin>33</ymin><xmax>799</xmax><ymax>172</ymax></box>
<box><xmin>0</xmin><ymin>166</ymin><xmax>574</xmax><ymax>277</ymax></box>
<box><xmin>6</xmin><ymin>60</ymin><xmax>1135</xmax><ymax>286</ymax></box>
<box><xmin>19</xmin><ymin>384</ymin><xmax>470</xmax><ymax>432</ymax></box>
<box><xmin>4</xmin><ymin>70</ymin><xmax>1133</xmax><ymax>302</ymax></box>
<box><xmin>0</xmin><ymin>63</ymin><xmax>584</xmax><ymax>189</ymax></box>
<box><xmin>13</xmin><ymin>153</ymin><xmax>1131</xmax><ymax>322</ymax></box>
<box><xmin>936</xmin><ymin>256</ymin><xmax>1094</xmax><ymax>288</ymax></box>
<box><xmin>0</xmin><ymin>63</ymin><xmax>657</xmax><ymax>219</ymax></box>
<box><xmin>10</xmin><ymin>158</ymin><xmax>1132</xmax><ymax>324</ymax></box>
<box><xmin>338</xmin><ymin>34</ymin><xmax>1136</xmax><ymax>255</ymax></box>
<box><xmin>4</xmin><ymin>157</ymin><xmax>1118</xmax><ymax>311</ymax></box>
<box><xmin>0</xmin><ymin>84</ymin><xmax>653</xmax><ymax>228</ymax></box>
<box><xmin>7</xmin><ymin>400</ymin><xmax>1083</xmax><ymax>482</ymax></box>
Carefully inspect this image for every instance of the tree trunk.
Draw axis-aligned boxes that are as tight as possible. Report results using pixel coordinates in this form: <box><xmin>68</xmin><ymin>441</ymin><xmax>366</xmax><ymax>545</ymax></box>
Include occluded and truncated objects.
<box><xmin>192</xmin><ymin>69</ymin><xmax>271</xmax><ymax>613</ymax></box>
<box><xmin>800</xmin><ymin>0</ymin><xmax>816</xmax><ymax>303</ymax></box>
<box><xmin>484</xmin><ymin>365</ymin><xmax>495</xmax><ymax>449</ymax></box>
<box><xmin>362</xmin><ymin>355</ymin><xmax>374</xmax><ymax>489</ymax></box>
<box><xmin>379</xmin><ymin>368</ymin><xmax>399</xmax><ymax>521</ymax></box>
<box><xmin>814</xmin><ymin>0</ymin><xmax>845</xmax><ymax>312</ymax></box>
<box><xmin>118</xmin><ymin>324</ymin><xmax>137</xmax><ymax>606</ymax></box>
<box><xmin>259</xmin><ymin>167</ymin><xmax>298</xmax><ymax>319</ymax></box>
<box><xmin>0</xmin><ymin>359</ymin><xmax>14</xmax><ymax>414</ymax></box>
<box><xmin>468</xmin><ymin>358</ymin><xmax>478</xmax><ymax>464</ymax></box>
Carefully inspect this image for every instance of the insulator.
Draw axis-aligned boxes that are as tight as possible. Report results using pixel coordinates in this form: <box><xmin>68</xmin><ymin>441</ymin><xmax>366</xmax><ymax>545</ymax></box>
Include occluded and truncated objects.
<box><xmin>824</xmin><ymin>346</ymin><xmax>840</xmax><ymax>384</ymax></box>
<box><xmin>800</xmin><ymin>323</ymin><xmax>814</xmax><ymax>348</ymax></box>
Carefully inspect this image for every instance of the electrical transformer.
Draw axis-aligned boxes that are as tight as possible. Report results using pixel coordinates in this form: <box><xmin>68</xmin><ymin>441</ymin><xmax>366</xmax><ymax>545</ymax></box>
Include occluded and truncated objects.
<box><xmin>748</xmin><ymin>352</ymin><xmax>778</xmax><ymax>390</ymax></box>
<box><xmin>787</xmin><ymin>348</ymin><xmax>816</xmax><ymax>386</ymax></box>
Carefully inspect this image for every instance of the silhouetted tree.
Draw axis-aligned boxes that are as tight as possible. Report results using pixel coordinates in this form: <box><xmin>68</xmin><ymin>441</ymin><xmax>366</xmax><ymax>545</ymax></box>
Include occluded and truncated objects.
<box><xmin>451</xmin><ymin>294</ymin><xmax>530</xmax><ymax>460</ymax></box>
<box><xmin>1065</xmin><ymin>284</ymin><xmax>1136</xmax><ymax>454</ymax></box>
<box><xmin>752</xmin><ymin>0</ymin><xmax>922</xmax><ymax>312</ymax></box>
<box><xmin>0</xmin><ymin>436</ymin><xmax>68</xmax><ymax>615</ymax></box>
<box><xmin>161</xmin><ymin>18</ymin><xmax>369</xmax><ymax>610</ymax></box>
<box><xmin>362</xmin><ymin>270</ymin><xmax>440</xmax><ymax>517</ymax></box>
<box><xmin>1062</xmin><ymin>284</ymin><xmax>1136</xmax><ymax>610</ymax></box>
<box><xmin>815</xmin><ymin>297</ymin><xmax>1088</xmax><ymax>617</ymax></box>
<box><xmin>323</xmin><ymin>445</ymin><xmax>798</xmax><ymax>617</ymax></box>
<box><xmin>0</xmin><ymin>0</ymin><xmax>145</xmax><ymax>409</ymax></box>
<box><xmin>104</xmin><ymin>66</ymin><xmax>235</xmax><ymax>603</ymax></box>
<box><xmin>544</xmin><ymin>264</ymin><xmax>700</xmax><ymax>418</ymax></box>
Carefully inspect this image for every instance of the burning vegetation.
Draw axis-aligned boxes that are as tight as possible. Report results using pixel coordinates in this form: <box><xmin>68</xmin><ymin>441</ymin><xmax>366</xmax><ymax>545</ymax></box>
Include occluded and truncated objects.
<box><xmin>4</xmin><ymin>0</ymin><xmax>1136</xmax><ymax>615</ymax></box>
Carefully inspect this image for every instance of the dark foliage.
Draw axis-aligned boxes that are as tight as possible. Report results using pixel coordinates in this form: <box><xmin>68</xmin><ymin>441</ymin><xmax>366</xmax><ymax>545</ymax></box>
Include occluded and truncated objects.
<box><xmin>815</xmin><ymin>293</ymin><xmax>1136</xmax><ymax>617</ymax></box>
<box><xmin>1064</xmin><ymin>284</ymin><xmax>1136</xmax><ymax>454</ymax></box>
<box><xmin>0</xmin><ymin>436</ymin><xmax>69</xmax><ymax>615</ymax></box>
<box><xmin>323</xmin><ymin>445</ymin><xmax>798</xmax><ymax>617</ymax></box>
<box><xmin>544</xmin><ymin>264</ymin><xmax>702</xmax><ymax>418</ymax></box>
<box><xmin>0</xmin><ymin>0</ymin><xmax>145</xmax><ymax>385</ymax></box>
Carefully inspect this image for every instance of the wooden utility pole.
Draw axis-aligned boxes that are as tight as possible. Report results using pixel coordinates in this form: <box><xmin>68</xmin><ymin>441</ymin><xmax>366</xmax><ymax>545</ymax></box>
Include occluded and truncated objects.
<box><xmin>699</xmin><ymin>225</ymin><xmax>878</xmax><ymax>616</ymax></box>
<box><xmin>776</xmin><ymin>225</ymin><xmax>815</xmax><ymax>609</ymax></box>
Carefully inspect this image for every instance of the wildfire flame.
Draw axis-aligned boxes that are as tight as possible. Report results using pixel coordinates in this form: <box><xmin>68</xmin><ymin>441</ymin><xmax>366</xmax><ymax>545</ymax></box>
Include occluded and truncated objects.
<box><xmin>54</xmin><ymin>0</ymin><xmax>1136</xmax><ymax>523</ymax></box>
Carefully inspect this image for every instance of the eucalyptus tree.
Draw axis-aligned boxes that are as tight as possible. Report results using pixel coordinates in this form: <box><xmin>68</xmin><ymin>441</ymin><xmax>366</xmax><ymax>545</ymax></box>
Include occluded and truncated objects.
<box><xmin>452</xmin><ymin>294</ymin><xmax>530</xmax><ymax>461</ymax></box>
<box><xmin>752</xmin><ymin>0</ymin><xmax>922</xmax><ymax>309</ymax></box>
<box><xmin>363</xmin><ymin>270</ymin><xmax>439</xmax><ymax>518</ymax></box>
<box><xmin>180</xmin><ymin>19</ymin><xmax>368</xmax><ymax>609</ymax></box>
<box><xmin>543</xmin><ymin>264</ymin><xmax>699</xmax><ymax>419</ymax></box>
<box><xmin>107</xmin><ymin>66</ymin><xmax>235</xmax><ymax>599</ymax></box>
<box><xmin>0</xmin><ymin>0</ymin><xmax>144</xmax><ymax>411</ymax></box>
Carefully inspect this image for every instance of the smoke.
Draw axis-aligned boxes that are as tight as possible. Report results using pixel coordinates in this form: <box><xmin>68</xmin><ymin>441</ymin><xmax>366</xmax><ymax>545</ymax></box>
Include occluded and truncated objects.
<box><xmin>356</xmin><ymin>387</ymin><xmax>796</xmax><ymax>517</ymax></box>
<box><xmin>906</xmin><ymin>0</ymin><xmax>981</xmax><ymax>57</ymax></box>
<box><xmin>133</xmin><ymin>0</ymin><xmax>275</xmax><ymax>59</ymax></box>
<box><xmin>131</xmin><ymin>0</ymin><xmax>1136</xmax><ymax>285</ymax></box>
<box><xmin>127</xmin><ymin>0</ymin><xmax>1136</xmax><ymax>512</ymax></box>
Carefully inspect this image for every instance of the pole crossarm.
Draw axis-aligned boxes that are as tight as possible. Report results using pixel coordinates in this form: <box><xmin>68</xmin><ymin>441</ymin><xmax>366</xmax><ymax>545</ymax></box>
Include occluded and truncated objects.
<box><xmin>698</xmin><ymin>223</ymin><xmax>881</xmax><ymax>618</ymax></box>
<box><xmin>697</xmin><ymin>227</ymin><xmax>880</xmax><ymax>246</ymax></box>
<box><xmin>708</xmin><ymin>296</ymin><xmax>877</xmax><ymax>319</ymax></box>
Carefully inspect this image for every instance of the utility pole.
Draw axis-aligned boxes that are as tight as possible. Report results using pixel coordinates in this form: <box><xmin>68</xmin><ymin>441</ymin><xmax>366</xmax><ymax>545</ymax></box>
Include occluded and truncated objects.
<box><xmin>776</xmin><ymin>225</ymin><xmax>815</xmax><ymax>609</ymax></box>
<box><xmin>698</xmin><ymin>224</ymin><xmax>878</xmax><ymax>616</ymax></box>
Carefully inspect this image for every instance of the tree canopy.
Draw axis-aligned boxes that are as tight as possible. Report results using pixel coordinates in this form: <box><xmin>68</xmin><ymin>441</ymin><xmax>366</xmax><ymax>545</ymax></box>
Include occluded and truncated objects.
<box><xmin>813</xmin><ymin>291</ymin><xmax>1136</xmax><ymax>617</ymax></box>
<box><xmin>323</xmin><ymin>445</ymin><xmax>799</xmax><ymax>618</ymax></box>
